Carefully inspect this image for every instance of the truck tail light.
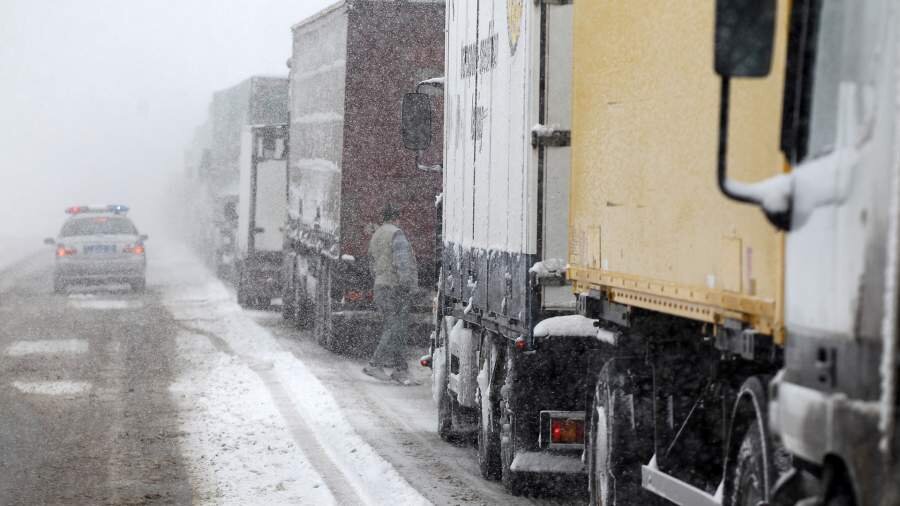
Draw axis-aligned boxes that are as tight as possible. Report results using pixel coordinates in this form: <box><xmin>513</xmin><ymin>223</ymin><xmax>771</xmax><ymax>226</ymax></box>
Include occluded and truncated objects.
<box><xmin>419</xmin><ymin>354</ymin><xmax>432</xmax><ymax>368</ymax></box>
<box><xmin>342</xmin><ymin>290</ymin><xmax>373</xmax><ymax>303</ymax></box>
<box><xmin>539</xmin><ymin>411</ymin><xmax>586</xmax><ymax>449</ymax></box>
<box><xmin>515</xmin><ymin>336</ymin><xmax>527</xmax><ymax>351</ymax></box>
<box><xmin>551</xmin><ymin>418</ymin><xmax>584</xmax><ymax>445</ymax></box>
<box><xmin>56</xmin><ymin>246</ymin><xmax>77</xmax><ymax>257</ymax></box>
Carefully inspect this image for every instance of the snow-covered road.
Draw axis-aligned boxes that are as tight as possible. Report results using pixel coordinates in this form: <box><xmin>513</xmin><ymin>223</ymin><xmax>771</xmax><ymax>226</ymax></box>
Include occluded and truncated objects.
<box><xmin>158</xmin><ymin>247</ymin><xmax>431</xmax><ymax>505</ymax></box>
<box><xmin>156</xmin><ymin>243</ymin><xmax>583</xmax><ymax>505</ymax></box>
<box><xmin>0</xmin><ymin>240</ymin><xmax>582</xmax><ymax>504</ymax></box>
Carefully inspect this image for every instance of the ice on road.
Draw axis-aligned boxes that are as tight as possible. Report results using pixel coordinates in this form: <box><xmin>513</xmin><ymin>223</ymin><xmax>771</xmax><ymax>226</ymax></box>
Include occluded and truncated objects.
<box><xmin>157</xmin><ymin>245</ymin><xmax>431</xmax><ymax>505</ymax></box>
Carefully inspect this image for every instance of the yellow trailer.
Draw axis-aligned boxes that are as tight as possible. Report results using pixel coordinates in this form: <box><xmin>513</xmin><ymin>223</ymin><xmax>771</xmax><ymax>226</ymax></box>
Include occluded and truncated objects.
<box><xmin>567</xmin><ymin>2</ymin><xmax>789</xmax><ymax>341</ymax></box>
<box><xmin>562</xmin><ymin>1</ymin><xmax>900</xmax><ymax>505</ymax></box>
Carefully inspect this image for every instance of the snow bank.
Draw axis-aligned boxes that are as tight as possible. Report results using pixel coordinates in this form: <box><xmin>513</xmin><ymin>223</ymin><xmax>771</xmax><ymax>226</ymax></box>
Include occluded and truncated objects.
<box><xmin>159</xmin><ymin>244</ymin><xmax>430</xmax><ymax>505</ymax></box>
<box><xmin>171</xmin><ymin>334</ymin><xmax>337</xmax><ymax>505</ymax></box>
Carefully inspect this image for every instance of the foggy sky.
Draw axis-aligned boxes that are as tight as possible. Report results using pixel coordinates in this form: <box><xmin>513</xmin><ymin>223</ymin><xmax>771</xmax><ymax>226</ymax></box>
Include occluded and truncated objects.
<box><xmin>0</xmin><ymin>0</ymin><xmax>332</xmax><ymax>245</ymax></box>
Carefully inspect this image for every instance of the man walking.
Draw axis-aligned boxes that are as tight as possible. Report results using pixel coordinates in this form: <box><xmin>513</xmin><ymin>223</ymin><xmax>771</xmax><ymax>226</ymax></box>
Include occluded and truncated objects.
<box><xmin>363</xmin><ymin>204</ymin><xmax>418</xmax><ymax>384</ymax></box>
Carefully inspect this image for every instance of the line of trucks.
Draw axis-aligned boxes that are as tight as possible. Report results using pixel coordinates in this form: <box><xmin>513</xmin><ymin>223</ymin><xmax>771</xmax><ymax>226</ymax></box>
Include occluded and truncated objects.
<box><xmin>185</xmin><ymin>0</ymin><xmax>900</xmax><ymax>504</ymax></box>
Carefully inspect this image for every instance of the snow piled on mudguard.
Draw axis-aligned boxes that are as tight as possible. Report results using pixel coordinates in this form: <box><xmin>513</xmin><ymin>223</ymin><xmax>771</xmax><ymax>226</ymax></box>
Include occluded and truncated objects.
<box><xmin>533</xmin><ymin>315</ymin><xmax>617</xmax><ymax>344</ymax></box>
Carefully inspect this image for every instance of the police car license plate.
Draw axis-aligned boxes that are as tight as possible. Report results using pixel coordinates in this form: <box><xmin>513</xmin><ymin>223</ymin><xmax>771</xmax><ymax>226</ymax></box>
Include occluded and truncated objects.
<box><xmin>84</xmin><ymin>244</ymin><xmax>116</xmax><ymax>255</ymax></box>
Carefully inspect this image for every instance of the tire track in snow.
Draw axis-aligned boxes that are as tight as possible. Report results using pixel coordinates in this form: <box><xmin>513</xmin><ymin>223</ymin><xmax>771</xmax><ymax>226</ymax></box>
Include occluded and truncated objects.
<box><xmin>272</xmin><ymin>331</ymin><xmax>570</xmax><ymax>506</ymax></box>
<box><xmin>175</xmin><ymin>322</ymin><xmax>365</xmax><ymax>505</ymax></box>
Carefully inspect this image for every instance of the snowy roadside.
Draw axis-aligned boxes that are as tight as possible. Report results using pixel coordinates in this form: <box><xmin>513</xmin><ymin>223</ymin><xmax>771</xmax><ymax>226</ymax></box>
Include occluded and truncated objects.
<box><xmin>0</xmin><ymin>237</ymin><xmax>47</xmax><ymax>292</ymax></box>
<box><xmin>156</xmin><ymin>243</ymin><xmax>431</xmax><ymax>505</ymax></box>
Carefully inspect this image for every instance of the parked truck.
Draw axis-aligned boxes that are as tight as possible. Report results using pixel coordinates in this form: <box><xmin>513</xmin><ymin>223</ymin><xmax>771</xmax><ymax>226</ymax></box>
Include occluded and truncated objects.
<box><xmin>235</xmin><ymin>124</ymin><xmax>288</xmax><ymax>308</ymax></box>
<box><xmin>203</xmin><ymin>76</ymin><xmax>289</xmax><ymax>279</ymax></box>
<box><xmin>281</xmin><ymin>0</ymin><xmax>445</xmax><ymax>352</ymax></box>
<box><xmin>558</xmin><ymin>1</ymin><xmax>900</xmax><ymax>505</ymax></box>
<box><xmin>403</xmin><ymin>0</ymin><xmax>590</xmax><ymax>493</ymax></box>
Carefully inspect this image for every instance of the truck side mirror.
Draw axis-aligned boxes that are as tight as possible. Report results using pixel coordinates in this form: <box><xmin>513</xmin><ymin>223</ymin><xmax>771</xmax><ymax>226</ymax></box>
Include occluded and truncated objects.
<box><xmin>714</xmin><ymin>0</ymin><xmax>776</xmax><ymax>78</ymax></box>
<box><xmin>401</xmin><ymin>93</ymin><xmax>433</xmax><ymax>151</ymax></box>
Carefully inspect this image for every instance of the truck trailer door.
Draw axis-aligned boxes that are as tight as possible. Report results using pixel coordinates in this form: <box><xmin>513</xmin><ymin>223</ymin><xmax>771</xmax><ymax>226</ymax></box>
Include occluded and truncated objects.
<box><xmin>538</xmin><ymin>2</ymin><xmax>573</xmax><ymax>311</ymax></box>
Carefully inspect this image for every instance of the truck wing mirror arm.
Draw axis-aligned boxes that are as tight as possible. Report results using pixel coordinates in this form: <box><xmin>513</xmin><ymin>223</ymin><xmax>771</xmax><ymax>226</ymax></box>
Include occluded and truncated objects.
<box><xmin>416</xmin><ymin>150</ymin><xmax>442</xmax><ymax>173</ymax></box>
<box><xmin>717</xmin><ymin>77</ymin><xmax>792</xmax><ymax>231</ymax></box>
<box><xmin>714</xmin><ymin>0</ymin><xmax>791</xmax><ymax>230</ymax></box>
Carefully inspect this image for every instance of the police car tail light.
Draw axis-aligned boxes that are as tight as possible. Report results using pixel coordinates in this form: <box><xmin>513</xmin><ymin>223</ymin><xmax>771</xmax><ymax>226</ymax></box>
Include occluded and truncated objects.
<box><xmin>125</xmin><ymin>244</ymin><xmax>145</xmax><ymax>255</ymax></box>
<box><xmin>56</xmin><ymin>245</ymin><xmax>77</xmax><ymax>257</ymax></box>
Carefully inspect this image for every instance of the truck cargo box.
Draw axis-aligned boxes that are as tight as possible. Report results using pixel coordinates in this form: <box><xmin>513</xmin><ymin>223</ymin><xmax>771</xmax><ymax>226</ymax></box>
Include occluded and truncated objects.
<box><xmin>235</xmin><ymin>124</ymin><xmax>288</xmax><ymax>307</ymax></box>
<box><xmin>209</xmin><ymin>76</ymin><xmax>289</xmax><ymax>198</ymax></box>
<box><xmin>567</xmin><ymin>2</ymin><xmax>790</xmax><ymax>339</ymax></box>
<box><xmin>441</xmin><ymin>0</ymin><xmax>573</xmax><ymax>335</ymax></box>
<box><xmin>287</xmin><ymin>0</ymin><xmax>444</xmax><ymax>284</ymax></box>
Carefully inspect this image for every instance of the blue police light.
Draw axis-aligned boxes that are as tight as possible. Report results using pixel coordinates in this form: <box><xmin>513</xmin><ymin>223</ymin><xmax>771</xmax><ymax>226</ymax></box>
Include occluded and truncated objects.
<box><xmin>107</xmin><ymin>205</ymin><xmax>130</xmax><ymax>214</ymax></box>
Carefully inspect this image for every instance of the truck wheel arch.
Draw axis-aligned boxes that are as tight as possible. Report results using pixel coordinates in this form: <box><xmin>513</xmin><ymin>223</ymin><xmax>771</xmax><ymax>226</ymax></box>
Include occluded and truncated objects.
<box><xmin>723</xmin><ymin>375</ymin><xmax>778</xmax><ymax>505</ymax></box>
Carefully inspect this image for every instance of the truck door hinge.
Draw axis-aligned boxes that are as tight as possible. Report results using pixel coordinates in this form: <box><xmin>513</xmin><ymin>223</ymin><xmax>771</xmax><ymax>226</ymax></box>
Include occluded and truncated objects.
<box><xmin>531</xmin><ymin>126</ymin><xmax>571</xmax><ymax>148</ymax></box>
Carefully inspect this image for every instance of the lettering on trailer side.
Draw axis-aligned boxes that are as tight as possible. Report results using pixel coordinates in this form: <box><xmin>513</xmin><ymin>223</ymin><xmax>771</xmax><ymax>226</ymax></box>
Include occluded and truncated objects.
<box><xmin>460</xmin><ymin>22</ymin><xmax>499</xmax><ymax>78</ymax></box>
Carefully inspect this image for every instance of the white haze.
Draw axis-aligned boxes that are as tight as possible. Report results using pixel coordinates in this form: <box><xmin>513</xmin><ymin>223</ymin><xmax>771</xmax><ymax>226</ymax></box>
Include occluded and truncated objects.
<box><xmin>0</xmin><ymin>0</ymin><xmax>333</xmax><ymax>261</ymax></box>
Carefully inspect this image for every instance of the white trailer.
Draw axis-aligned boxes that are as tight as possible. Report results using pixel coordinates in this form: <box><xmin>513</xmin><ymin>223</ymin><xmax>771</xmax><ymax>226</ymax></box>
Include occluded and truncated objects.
<box><xmin>235</xmin><ymin>124</ymin><xmax>288</xmax><ymax>308</ymax></box>
<box><xmin>404</xmin><ymin>0</ymin><xmax>587</xmax><ymax>493</ymax></box>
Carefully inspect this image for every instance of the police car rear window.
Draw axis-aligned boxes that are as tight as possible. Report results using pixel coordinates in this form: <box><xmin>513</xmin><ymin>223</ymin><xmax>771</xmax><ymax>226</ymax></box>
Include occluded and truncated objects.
<box><xmin>60</xmin><ymin>217</ymin><xmax>137</xmax><ymax>237</ymax></box>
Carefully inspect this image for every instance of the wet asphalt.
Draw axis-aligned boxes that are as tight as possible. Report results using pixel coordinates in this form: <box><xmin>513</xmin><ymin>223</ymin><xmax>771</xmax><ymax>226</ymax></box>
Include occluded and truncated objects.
<box><xmin>0</xmin><ymin>256</ymin><xmax>191</xmax><ymax>505</ymax></box>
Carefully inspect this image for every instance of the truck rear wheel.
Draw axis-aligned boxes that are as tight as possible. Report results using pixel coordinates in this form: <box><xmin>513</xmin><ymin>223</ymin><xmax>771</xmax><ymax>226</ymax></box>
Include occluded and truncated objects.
<box><xmin>587</xmin><ymin>357</ymin><xmax>657</xmax><ymax>506</ymax></box>
<box><xmin>313</xmin><ymin>261</ymin><xmax>334</xmax><ymax>350</ymax></box>
<box><xmin>436</xmin><ymin>319</ymin><xmax>454</xmax><ymax>441</ymax></box>
<box><xmin>281</xmin><ymin>283</ymin><xmax>295</xmax><ymax>321</ymax></box>
<box><xmin>499</xmin><ymin>351</ymin><xmax>529</xmax><ymax>495</ymax></box>
<box><xmin>476</xmin><ymin>335</ymin><xmax>502</xmax><ymax>480</ymax></box>
<box><xmin>730</xmin><ymin>420</ymin><xmax>766</xmax><ymax>506</ymax></box>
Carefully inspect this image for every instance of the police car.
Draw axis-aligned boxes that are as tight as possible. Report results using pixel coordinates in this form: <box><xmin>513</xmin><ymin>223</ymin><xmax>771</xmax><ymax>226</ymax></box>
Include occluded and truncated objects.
<box><xmin>44</xmin><ymin>205</ymin><xmax>148</xmax><ymax>293</ymax></box>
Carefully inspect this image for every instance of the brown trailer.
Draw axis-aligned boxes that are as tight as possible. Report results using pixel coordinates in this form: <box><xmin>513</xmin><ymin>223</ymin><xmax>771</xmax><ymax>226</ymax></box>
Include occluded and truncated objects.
<box><xmin>282</xmin><ymin>0</ymin><xmax>445</xmax><ymax>353</ymax></box>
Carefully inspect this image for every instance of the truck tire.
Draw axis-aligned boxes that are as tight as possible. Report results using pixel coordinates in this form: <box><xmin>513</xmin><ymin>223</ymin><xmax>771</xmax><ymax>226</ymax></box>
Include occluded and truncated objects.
<box><xmin>476</xmin><ymin>334</ymin><xmax>502</xmax><ymax>480</ymax></box>
<box><xmin>281</xmin><ymin>285</ymin><xmax>295</xmax><ymax>321</ymax></box>
<box><xmin>730</xmin><ymin>419</ymin><xmax>766</xmax><ymax>506</ymax></box>
<box><xmin>313</xmin><ymin>260</ymin><xmax>334</xmax><ymax>350</ymax></box>
<box><xmin>587</xmin><ymin>357</ymin><xmax>657</xmax><ymax>506</ymax></box>
<box><xmin>436</xmin><ymin>319</ymin><xmax>454</xmax><ymax>441</ymax></box>
<box><xmin>499</xmin><ymin>349</ymin><xmax>529</xmax><ymax>495</ymax></box>
<box><xmin>724</xmin><ymin>376</ymin><xmax>789</xmax><ymax>506</ymax></box>
<box><xmin>500</xmin><ymin>405</ymin><xmax>529</xmax><ymax>495</ymax></box>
